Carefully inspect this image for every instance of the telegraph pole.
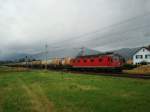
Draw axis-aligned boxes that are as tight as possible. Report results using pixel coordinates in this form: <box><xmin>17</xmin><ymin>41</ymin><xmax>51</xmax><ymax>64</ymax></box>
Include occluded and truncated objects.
<box><xmin>81</xmin><ymin>47</ymin><xmax>84</xmax><ymax>56</ymax></box>
<box><xmin>73</xmin><ymin>47</ymin><xmax>85</xmax><ymax>56</ymax></box>
<box><xmin>25</xmin><ymin>56</ymin><xmax>28</xmax><ymax>68</ymax></box>
<box><xmin>45</xmin><ymin>44</ymin><xmax>48</xmax><ymax>70</ymax></box>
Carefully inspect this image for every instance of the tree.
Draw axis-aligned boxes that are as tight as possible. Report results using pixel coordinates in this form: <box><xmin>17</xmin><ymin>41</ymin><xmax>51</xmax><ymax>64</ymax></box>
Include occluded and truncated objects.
<box><xmin>148</xmin><ymin>45</ymin><xmax>150</xmax><ymax>50</ymax></box>
<box><xmin>19</xmin><ymin>58</ymin><xmax>25</xmax><ymax>62</ymax></box>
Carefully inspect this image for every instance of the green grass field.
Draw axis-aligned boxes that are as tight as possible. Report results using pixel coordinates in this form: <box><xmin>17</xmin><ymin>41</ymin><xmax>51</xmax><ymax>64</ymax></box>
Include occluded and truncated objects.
<box><xmin>0</xmin><ymin>67</ymin><xmax>150</xmax><ymax>112</ymax></box>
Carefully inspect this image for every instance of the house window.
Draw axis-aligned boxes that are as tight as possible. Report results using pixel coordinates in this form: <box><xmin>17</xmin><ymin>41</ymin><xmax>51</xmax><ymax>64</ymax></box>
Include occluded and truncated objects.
<box><xmin>136</xmin><ymin>55</ymin><xmax>143</xmax><ymax>59</ymax></box>
<box><xmin>145</xmin><ymin>55</ymin><xmax>150</xmax><ymax>59</ymax></box>
<box><xmin>143</xmin><ymin>49</ymin><xmax>145</xmax><ymax>52</ymax></box>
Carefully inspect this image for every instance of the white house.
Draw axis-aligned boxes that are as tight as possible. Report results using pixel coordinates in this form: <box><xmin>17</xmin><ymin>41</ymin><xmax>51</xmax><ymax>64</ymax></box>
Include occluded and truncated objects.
<box><xmin>133</xmin><ymin>47</ymin><xmax>150</xmax><ymax>65</ymax></box>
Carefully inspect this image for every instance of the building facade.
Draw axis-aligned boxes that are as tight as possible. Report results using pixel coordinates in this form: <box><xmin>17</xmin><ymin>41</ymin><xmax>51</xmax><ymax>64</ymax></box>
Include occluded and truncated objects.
<box><xmin>133</xmin><ymin>47</ymin><xmax>150</xmax><ymax>65</ymax></box>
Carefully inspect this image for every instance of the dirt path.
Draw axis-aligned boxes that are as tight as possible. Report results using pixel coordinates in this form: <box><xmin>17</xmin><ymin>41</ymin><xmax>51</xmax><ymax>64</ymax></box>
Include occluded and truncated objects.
<box><xmin>18</xmin><ymin>78</ymin><xmax>53</xmax><ymax>112</ymax></box>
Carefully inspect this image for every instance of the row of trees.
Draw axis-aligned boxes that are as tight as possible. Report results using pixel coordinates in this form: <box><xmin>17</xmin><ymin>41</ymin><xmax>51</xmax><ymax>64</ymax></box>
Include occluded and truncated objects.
<box><xmin>0</xmin><ymin>56</ymin><xmax>37</xmax><ymax>65</ymax></box>
<box><xmin>18</xmin><ymin>57</ymin><xmax>36</xmax><ymax>62</ymax></box>
<box><xmin>147</xmin><ymin>45</ymin><xmax>150</xmax><ymax>50</ymax></box>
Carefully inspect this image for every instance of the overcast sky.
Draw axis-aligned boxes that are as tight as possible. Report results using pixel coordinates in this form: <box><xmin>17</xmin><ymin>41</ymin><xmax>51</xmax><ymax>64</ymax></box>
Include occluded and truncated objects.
<box><xmin>0</xmin><ymin>0</ymin><xmax>150</xmax><ymax>58</ymax></box>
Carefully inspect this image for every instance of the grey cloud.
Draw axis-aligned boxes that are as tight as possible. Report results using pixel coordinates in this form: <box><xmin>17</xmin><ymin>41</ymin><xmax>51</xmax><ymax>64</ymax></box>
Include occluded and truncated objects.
<box><xmin>0</xmin><ymin>0</ymin><xmax>150</xmax><ymax>60</ymax></box>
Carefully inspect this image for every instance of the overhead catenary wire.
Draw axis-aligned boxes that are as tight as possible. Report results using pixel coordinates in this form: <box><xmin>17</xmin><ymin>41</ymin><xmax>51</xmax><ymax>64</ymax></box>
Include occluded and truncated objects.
<box><xmin>48</xmin><ymin>11</ymin><xmax>150</xmax><ymax>47</ymax></box>
<box><xmin>41</xmin><ymin>22</ymin><xmax>150</xmax><ymax>52</ymax></box>
<box><xmin>29</xmin><ymin>23</ymin><xmax>150</xmax><ymax>59</ymax></box>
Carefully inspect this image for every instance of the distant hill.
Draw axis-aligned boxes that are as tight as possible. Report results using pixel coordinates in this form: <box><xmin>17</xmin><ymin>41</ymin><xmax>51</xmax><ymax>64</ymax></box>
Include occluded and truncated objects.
<box><xmin>32</xmin><ymin>47</ymin><xmax>101</xmax><ymax>60</ymax></box>
<box><xmin>0</xmin><ymin>53</ymin><xmax>30</xmax><ymax>61</ymax></box>
<box><xmin>1</xmin><ymin>45</ymin><xmax>149</xmax><ymax>61</ymax></box>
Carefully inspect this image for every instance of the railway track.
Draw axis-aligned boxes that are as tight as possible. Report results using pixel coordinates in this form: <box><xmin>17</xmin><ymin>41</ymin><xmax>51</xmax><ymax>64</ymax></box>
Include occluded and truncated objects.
<box><xmin>7</xmin><ymin>66</ymin><xmax>150</xmax><ymax>79</ymax></box>
<box><xmin>62</xmin><ymin>70</ymin><xmax>150</xmax><ymax>79</ymax></box>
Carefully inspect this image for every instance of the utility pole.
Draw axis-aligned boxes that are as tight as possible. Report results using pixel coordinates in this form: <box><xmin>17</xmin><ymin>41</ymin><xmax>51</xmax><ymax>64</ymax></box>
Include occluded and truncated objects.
<box><xmin>45</xmin><ymin>44</ymin><xmax>48</xmax><ymax>70</ymax></box>
<box><xmin>73</xmin><ymin>46</ymin><xmax>85</xmax><ymax>56</ymax></box>
<box><xmin>81</xmin><ymin>47</ymin><xmax>84</xmax><ymax>56</ymax></box>
<box><xmin>25</xmin><ymin>56</ymin><xmax>28</xmax><ymax>68</ymax></box>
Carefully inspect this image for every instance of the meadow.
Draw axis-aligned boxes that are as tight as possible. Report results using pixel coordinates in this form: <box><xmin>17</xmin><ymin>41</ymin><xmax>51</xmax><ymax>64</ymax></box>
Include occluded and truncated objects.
<box><xmin>0</xmin><ymin>67</ymin><xmax>150</xmax><ymax>112</ymax></box>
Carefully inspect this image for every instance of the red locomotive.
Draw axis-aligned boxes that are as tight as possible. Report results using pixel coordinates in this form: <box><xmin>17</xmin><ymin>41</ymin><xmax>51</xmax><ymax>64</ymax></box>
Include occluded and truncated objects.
<box><xmin>71</xmin><ymin>53</ymin><xmax>124</xmax><ymax>72</ymax></box>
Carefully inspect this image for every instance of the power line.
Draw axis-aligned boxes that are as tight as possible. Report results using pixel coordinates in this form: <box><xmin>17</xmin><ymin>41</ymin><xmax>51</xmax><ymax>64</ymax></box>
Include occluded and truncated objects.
<box><xmin>25</xmin><ymin>12</ymin><xmax>150</xmax><ymax>59</ymax></box>
<box><xmin>42</xmin><ymin>23</ymin><xmax>150</xmax><ymax>52</ymax></box>
<box><xmin>48</xmin><ymin>11</ymin><xmax>150</xmax><ymax>47</ymax></box>
<box><xmin>34</xmin><ymin>13</ymin><xmax>150</xmax><ymax>52</ymax></box>
<box><xmin>45</xmin><ymin>43</ymin><xmax>48</xmax><ymax>70</ymax></box>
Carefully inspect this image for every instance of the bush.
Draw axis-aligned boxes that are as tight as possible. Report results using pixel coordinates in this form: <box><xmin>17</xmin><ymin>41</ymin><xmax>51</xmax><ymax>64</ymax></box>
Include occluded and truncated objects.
<box><xmin>123</xmin><ymin>64</ymin><xmax>137</xmax><ymax>70</ymax></box>
<box><xmin>140</xmin><ymin>61</ymin><xmax>148</xmax><ymax>65</ymax></box>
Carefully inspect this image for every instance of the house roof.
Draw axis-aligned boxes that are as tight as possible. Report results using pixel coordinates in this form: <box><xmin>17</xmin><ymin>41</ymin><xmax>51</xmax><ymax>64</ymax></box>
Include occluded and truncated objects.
<box><xmin>133</xmin><ymin>47</ymin><xmax>150</xmax><ymax>55</ymax></box>
<box><xmin>113</xmin><ymin>47</ymin><xmax>150</xmax><ymax>61</ymax></box>
<box><xmin>141</xmin><ymin>47</ymin><xmax>150</xmax><ymax>51</ymax></box>
<box><xmin>113</xmin><ymin>47</ymin><xmax>141</xmax><ymax>60</ymax></box>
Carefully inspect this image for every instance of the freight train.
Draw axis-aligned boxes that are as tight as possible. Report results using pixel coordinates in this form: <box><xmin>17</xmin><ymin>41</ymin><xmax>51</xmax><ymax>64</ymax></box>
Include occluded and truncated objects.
<box><xmin>8</xmin><ymin>52</ymin><xmax>125</xmax><ymax>72</ymax></box>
